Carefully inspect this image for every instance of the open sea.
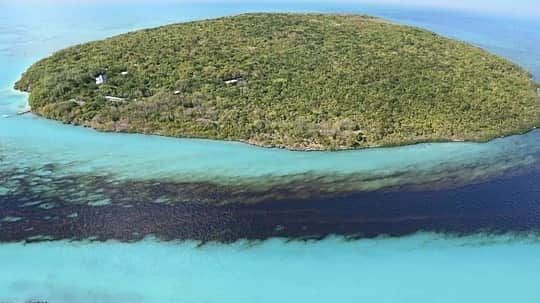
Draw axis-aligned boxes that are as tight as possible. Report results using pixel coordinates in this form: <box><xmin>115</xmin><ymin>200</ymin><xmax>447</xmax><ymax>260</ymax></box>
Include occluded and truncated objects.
<box><xmin>0</xmin><ymin>1</ymin><xmax>539</xmax><ymax>302</ymax></box>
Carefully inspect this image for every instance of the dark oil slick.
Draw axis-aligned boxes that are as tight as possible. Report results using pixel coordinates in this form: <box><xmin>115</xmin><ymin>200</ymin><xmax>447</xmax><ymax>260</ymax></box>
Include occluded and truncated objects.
<box><xmin>1</xmin><ymin>161</ymin><xmax>539</xmax><ymax>243</ymax></box>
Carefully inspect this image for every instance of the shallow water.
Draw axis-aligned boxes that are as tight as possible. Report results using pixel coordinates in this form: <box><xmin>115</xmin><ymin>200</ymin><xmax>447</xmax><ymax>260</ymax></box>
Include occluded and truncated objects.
<box><xmin>1</xmin><ymin>1</ymin><xmax>540</xmax><ymax>302</ymax></box>
<box><xmin>2</xmin><ymin>233</ymin><xmax>540</xmax><ymax>303</ymax></box>
<box><xmin>1</xmin><ymin>3</ymin><xmax>540</xmax><ymax>185</ymax></box>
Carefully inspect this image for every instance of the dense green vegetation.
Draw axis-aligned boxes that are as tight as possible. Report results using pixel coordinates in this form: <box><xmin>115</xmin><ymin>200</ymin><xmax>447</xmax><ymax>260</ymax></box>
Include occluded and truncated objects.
<box><xmin>15</xmin><ymin>13</ymin><xmax>540</xmax><ymax>150</ymax></box>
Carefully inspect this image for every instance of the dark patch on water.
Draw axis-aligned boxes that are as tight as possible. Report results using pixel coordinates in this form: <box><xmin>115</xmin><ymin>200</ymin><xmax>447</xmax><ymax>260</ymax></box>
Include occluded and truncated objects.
<box><xmin>1</xmin><ymin>161</ymin><xmax>539</xmax><ymax>243</ymax></box>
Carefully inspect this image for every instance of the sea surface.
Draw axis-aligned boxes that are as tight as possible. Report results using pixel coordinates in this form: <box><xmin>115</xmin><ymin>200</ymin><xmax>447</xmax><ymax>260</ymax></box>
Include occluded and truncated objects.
<box><xmin>0</xmin><ymin>2</ymin><xmax>539</xmax><ymax>302</ymax></box>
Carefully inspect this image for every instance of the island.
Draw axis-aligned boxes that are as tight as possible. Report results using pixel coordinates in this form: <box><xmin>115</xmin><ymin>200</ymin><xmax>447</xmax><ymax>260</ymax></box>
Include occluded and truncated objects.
<box><xmin>15</xmin><ymin>13</ymin><xmax>540</xmax><ymax>150</ymax></box>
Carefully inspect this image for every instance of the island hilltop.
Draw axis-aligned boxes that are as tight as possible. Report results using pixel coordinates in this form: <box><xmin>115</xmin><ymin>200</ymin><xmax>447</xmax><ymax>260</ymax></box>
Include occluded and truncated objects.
<box><xmin>15</xmin><ymin>13</ymin><xmax>540</xmax><ymax>150</ymax></box>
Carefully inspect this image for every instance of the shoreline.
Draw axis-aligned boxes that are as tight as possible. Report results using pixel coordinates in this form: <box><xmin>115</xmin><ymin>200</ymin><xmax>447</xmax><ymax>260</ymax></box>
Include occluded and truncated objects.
<box><xmin>23</xmin><ymin>108</ymin><xmax>540</xmax><ymax>152</ymax></box>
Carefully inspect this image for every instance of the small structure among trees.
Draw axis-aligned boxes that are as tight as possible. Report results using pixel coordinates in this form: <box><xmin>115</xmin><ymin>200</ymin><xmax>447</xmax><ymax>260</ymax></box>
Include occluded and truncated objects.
<box><xmin>95</xmin><ymin>74</ymin><xmax>107</xmax><ymax>85</ymax></box>
<box><xmin>224</xmin><ymin>77</ymin><xmax>243</xmax><ymax>85</ymax></box>
<box><xmin>105</xmin><ymin>96</ymin><xmax>125</xmax><ymax>103</ymax></box>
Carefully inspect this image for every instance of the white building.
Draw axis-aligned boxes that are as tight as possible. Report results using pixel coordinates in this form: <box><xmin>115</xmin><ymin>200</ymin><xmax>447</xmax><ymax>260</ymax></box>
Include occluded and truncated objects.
<box><xmin>95</xmin><ymin>74</ymin><xmax>107</xmax><ymax>85</ymax></box>
<box><xmin>105</xmin><ymin>96</ymin><xmax>125</xmax><ymax>103</ymax></box>
<box><xmin>224</xmin><ymin>77</ymin><xmax>243</xmax><ymax>85</ymax></box>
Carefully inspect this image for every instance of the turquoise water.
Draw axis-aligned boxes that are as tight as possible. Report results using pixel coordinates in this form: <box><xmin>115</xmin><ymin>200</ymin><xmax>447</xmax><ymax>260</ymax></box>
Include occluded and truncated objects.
<box><xmin>2</xmin><ymin>234</ymin><xmax>540</xmax><ymax>302</ymax></box>
<box><xmin>1</xmin><ymin>2</ymin><xmax>540</xmax><ymax>302</ymax></box>
<box><xmin>1</xmin><ymin>3</ymin><xmax>539</xmax><ymax>189</ymax></box>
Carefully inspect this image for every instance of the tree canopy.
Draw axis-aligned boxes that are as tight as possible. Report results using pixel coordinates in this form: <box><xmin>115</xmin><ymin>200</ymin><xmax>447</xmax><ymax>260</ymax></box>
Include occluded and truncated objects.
<box><xmin>15</xmin><ymin>13</ymin><xmax>540</xmax><ymax>150</ymax></box>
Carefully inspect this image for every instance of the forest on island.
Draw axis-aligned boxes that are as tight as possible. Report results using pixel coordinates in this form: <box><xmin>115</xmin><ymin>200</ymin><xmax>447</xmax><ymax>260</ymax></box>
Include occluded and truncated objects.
<box><xmin>16</xmin><ymin>13</ymin><xmax>540</xmax><ymax>150</ymax></box>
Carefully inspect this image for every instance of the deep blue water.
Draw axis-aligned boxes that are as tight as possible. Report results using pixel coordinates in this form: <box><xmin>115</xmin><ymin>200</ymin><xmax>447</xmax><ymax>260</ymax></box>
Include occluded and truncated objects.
<box><xmin>0</xmin><ymin>2</ymin><xmax>539</xmax><ymax>302</ymax></box>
